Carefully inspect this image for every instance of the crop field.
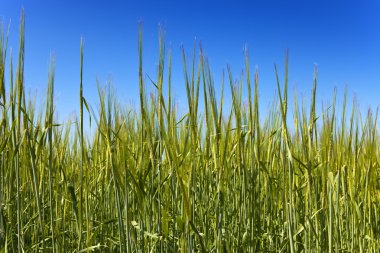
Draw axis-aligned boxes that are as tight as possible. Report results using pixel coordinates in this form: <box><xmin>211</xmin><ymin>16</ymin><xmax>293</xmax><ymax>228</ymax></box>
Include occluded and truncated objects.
<box><xmin>1</xmin><ymin>13</ymin><xmax>380</xmax><ymax>252</ymax></box>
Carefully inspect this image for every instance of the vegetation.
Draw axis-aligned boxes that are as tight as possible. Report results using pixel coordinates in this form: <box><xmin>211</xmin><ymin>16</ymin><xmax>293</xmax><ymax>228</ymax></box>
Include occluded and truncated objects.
<box><xmin>1</xmin><ymin>11</ymin><xmax>380</xmax><ymax>252</ymax></box>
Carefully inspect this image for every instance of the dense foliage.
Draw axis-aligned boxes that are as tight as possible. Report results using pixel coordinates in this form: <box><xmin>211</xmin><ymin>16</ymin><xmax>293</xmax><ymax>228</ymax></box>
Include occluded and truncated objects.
<box><xmin>1</xmin><ymin>12</ymin><xmax>380</xmax><ymax>252</ymax></box>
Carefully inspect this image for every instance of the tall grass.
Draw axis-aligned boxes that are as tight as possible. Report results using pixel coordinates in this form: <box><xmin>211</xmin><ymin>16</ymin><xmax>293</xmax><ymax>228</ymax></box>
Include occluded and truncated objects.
<box><xmin>1</xmin><ymin>12</ymin><xmax>380</xmax><ymax>252</ymax></box>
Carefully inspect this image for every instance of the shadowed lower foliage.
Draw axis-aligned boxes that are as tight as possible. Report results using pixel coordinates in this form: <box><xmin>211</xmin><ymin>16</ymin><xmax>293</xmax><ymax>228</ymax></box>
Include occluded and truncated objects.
<box><xmin>1</xmin><ymin>12</ymin><xmax>380</xmax><ymax>252</ymax></box>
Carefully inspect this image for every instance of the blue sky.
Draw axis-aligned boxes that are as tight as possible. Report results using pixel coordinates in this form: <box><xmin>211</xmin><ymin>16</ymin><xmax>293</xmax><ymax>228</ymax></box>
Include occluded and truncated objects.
<box><xmin>1</xmin><ymin>0</ymin><xmax>380</xmax><ymax>121</ymax></box>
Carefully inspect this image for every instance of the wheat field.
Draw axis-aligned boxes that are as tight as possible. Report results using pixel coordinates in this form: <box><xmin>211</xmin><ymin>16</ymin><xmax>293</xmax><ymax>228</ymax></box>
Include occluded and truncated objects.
<box><xmin>1</xmin><ymin>12</ymin><xmax>380</xmax><ymax>253</ymax></box>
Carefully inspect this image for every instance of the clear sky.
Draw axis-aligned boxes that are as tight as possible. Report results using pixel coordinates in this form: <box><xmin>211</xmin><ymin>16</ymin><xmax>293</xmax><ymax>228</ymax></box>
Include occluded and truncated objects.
<box><xmin>1</xmin><ymin>0</ymin><xmax>380</xmax><ymax>121</ymax></box>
